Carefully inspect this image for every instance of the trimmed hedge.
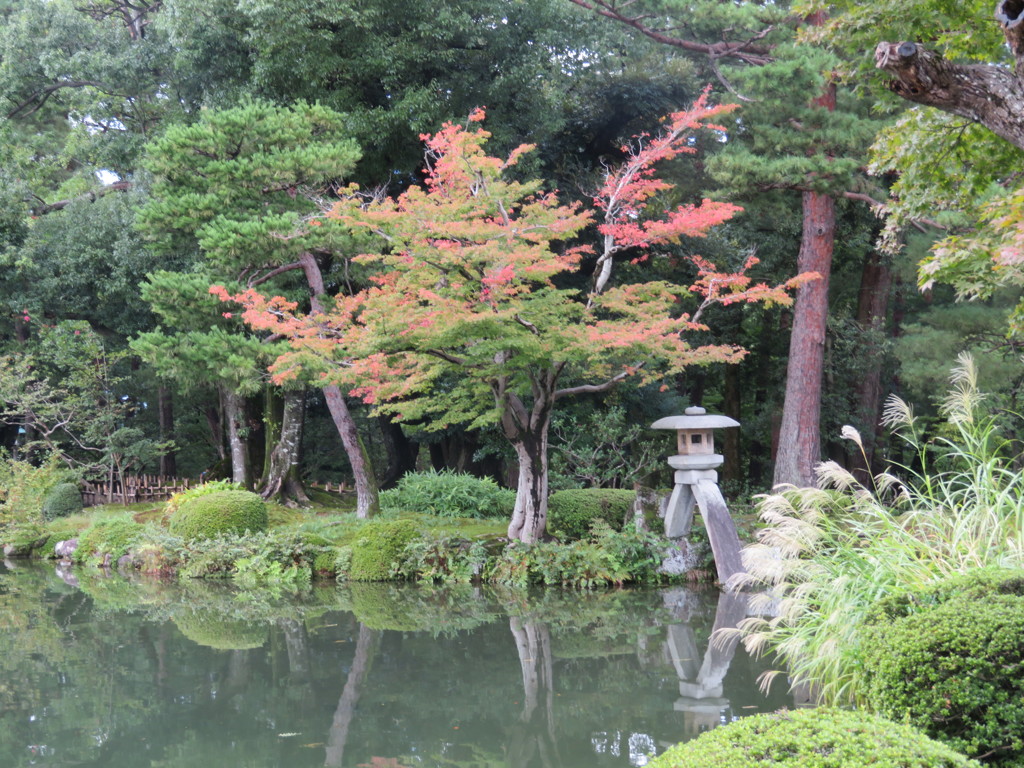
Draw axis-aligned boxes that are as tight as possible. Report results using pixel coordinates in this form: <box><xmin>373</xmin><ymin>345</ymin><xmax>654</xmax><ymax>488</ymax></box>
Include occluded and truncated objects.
<box><xmin>41</xmin><ymin>482</ymin><xmax>82</xmax><ymax>521</ymax></box>
<box><xmin>649</xmin><ymin>708</ymin><xmax>981</xmax><ymax>768</ymax></box>
<box><xmin>546</xmin><ymin>488</ymin><xmax>635</xmax><ymax>540</ymax></box>
<box><xmin>862</xmin><ymin>584</ymin><xmax>1024</xmax><ymax>764</ymax></box>
<box><xmin>349</xmin><ymin>519</ymin><xmax>420</xmax><ymax>581</ymax></box>
<box><xmin>169</xmin><ymin>490</ymin><xmax>268</xmax><ymax>541</ymax></box>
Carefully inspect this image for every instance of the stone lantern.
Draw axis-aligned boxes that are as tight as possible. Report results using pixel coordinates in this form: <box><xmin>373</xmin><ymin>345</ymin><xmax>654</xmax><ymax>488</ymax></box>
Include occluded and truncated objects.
<box><xmin>652</xmin><ymin>406</ymin><xmax>745</xmax><ymax>584</ymax></box>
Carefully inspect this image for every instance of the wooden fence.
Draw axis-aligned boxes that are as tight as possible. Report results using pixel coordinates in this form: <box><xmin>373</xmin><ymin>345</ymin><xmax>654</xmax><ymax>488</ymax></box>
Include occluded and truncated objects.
<box><xmin>82</xmin><ymin>475</ymin><xmax>195</xmax><ymax>507</ymax></box>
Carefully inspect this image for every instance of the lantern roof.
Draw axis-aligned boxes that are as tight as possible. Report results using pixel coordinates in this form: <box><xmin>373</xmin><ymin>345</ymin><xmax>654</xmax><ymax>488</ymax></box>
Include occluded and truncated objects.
<box><xmin>651</xmin><ymin>406</ymin><xmax>739</xmax><ymax>431</ymax></box>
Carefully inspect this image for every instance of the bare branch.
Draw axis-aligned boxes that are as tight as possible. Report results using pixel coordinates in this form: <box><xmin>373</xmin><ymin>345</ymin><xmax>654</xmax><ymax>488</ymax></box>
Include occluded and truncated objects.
<box><xmin>554</xmin><ymin>362</ymin><xmax>645</xmax><ymax>399</ymax></box>
<box><xmin>29</xmin><ymin>181</ymin><xmax>132</xmax><ymax>215</ymax></box>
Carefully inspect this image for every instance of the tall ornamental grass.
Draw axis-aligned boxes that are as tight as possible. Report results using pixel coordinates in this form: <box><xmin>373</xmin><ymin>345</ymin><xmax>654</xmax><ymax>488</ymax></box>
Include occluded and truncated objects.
<box><xmin>732</xmin><ymin>354</ymin><xmax>1024</xmax><ymax>705</ymax></box>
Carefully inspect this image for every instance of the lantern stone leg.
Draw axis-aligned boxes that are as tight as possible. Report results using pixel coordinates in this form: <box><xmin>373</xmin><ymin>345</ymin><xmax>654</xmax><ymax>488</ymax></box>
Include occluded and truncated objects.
<box><xmin>691</xmin><ymin>480</ymin><xmax>745</xmax><ymax>584</ymax></box>
<box><xmin>664</xmin><ymin>481</ymin><xmax>697</xmax><ymax>538</ymax></box>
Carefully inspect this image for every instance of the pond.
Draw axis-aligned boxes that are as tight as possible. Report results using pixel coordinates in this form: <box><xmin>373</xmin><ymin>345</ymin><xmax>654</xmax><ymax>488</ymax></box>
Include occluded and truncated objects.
<box><xmin>0</xmin><ymin>560</ymin><xmax>793</xmax><ymax>767</ymax></box>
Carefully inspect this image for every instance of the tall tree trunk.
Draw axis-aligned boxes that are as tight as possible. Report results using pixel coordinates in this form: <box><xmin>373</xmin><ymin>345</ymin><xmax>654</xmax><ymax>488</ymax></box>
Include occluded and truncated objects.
<box><xmin>157</xmin><ymin>385</ymin><xmax>177</xmax><ymax>477</ymax></box>
<box><xmin>774</xmin><ymin>189</ymin><xmax>836</xmax><ymax>487</ymax></box>
<box><xmin>506</xmin><ymin>419</ymin><xmax>551</xmax><ymax>544</ymax></box>
<box><xmin>851</xmin><ymin>251</ymin><xmax>893</xmax><ymax>480</ymax></box>
<box><xmin>205</xmin><ymin>401</ymin><xmax>226</xmax><ymax>462</ymax></box>
<box><xmin>773</xmin><ymin>71</ymin><xmax>838</xmax><ymax>488</ymax></box>
<box><xmin>260</xmin><ymin>388</ymin><xmax>310</xmax><ymax>505</ymax></box>
<box><xmin>721</xmin><ymin>364</ymin><xmax>741</xmax><ymax>485</ymax></box>
<box><xmin>324</xmin><ymin>623</ymin><xmax>381</xmax><ymax>768</ymax></box>
<box><xmin>299</xmin><ymin>252</ymin><xmax>379</xmax><ymax>518</ymax></box>
<box><xmin>222</xmin><ymin>386</ymin><xmax>251</xmax><ymax>488</ymax></box>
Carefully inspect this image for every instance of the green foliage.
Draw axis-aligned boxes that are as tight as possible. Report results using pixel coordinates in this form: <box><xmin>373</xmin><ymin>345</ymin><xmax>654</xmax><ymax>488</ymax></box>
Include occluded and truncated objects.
<box><xmin>650</xmin><ymin>707</ymin><xmax>981</xmax><ymax>768</ymax></box>
<box><xmin>175</xmin><ymin>528</ymin><xmax>325</xmax><ymax>584</ymax></box>
<box><xmin>862</xmin><ymin>582</ymin><xmax>1024</xmax><ymax>763</ymax></box>
<box><xmin>379</xmin><ymin>469</ymin><xmax>515</xmax><ymax>519</ymax></box>
<box><xmin>173</xmin><ymin>610</ymin><xmax>268</xmax><ymax>650</ymax></box>
<box><xmin>392</xmin><ymin>531</ymin><xmax>489</xmax><ymax>583</ymax></box>
<box><xmin>548</xmin><ymin>405</ymin><xmax>665</xmax><ymax>491</ymax></box>
<box><xmin>74</xmin><ymin>517</ymin><xmax>145</xmax><ymax>565</ymax></box>
<box><xmin>348</xmin><ymin>519</ymin><xmax>420</xmax><ymax>582</ymax></box>
<box><xmin>0</xmin><ymin>453</ymin><xmax>76</xmax><ymax>525</ymax></box>
<box><xmin>486</xmin><ymin>522</ymin><xmax>666</xmax><ymax>588</ymax></box>
<box><xmin>168</xmin><ymin>490</ymin><xmax>268</xmax><ymax>541</ymax></box>
<box><xmin>41</xmin><ymin>482</ymin><xmax>82</xmax><ymax>521</ymax></box>
<box><xmin>163</xmin><ymin>480</ymin><xmax>244</xmax><ymax>518</ymax></box>
<box><xmin>546</xmin><ymin>488</ymin><xmax>635</xmax><ymax>541</ymax></box>
<box><xmin>736</xmin><ymin>356</ymin><xmax>1024</xmax><ymax>704</ymax></box>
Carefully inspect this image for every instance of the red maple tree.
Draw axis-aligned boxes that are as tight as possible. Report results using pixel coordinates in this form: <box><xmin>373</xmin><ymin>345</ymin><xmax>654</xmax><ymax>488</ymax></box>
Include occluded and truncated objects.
<box><xmin>216</xmin><ymin>97</ymin><xmax>806</xmax><ymax>542</ymax></box>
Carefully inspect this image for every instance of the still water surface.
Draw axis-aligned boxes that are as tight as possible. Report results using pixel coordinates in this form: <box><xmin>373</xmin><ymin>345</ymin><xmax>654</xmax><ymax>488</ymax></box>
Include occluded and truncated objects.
<box><xmin>0</xmin><ymin>561</ymin><xmax>792</xmax><ymax>767</ymax></box>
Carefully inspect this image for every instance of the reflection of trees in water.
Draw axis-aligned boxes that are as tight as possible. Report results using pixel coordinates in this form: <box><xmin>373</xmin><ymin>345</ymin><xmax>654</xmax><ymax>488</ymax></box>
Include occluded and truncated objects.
<box><xmin>325</xmin><ymin>623</ymin><xmax>381</xmax><ymax>768</ymax></box>
<box><xmin>508</xmin><ymin>617</ymin><xmax>561</xmax><ymax>768</ymax></box>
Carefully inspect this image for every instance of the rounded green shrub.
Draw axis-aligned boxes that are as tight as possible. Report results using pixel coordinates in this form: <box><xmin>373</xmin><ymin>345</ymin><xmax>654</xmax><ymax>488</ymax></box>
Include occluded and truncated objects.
<box><xmin>546</xmin><ymin>488</ymin><xmax>635</xmax><ymax>540</ymax></box>
<box><xmin>74</xmin><ymin>518</ymin><xmax>145</xmax><ymax>565</ymax></box>
<box><xmin>862</xmin><ymin>589</ymin><xmax>1024</xmax><ymax>763</ymax></box>
<box><xmin>379</xmin><ymin>469</ymin><xmax>515</xmax><ymax>519</ymax></box>
<box><xmin>349</xmin><ymin>519</ymin><xmax>420</xmax><ymax>581</ymax></box>
<box><xmin>649</xmin><ymin>707</ymin><xmax>980</xmax><ymax>768</ymax></box>
<box><xmin>41</xmin><ymin>482</ymin><xmax>83</xmax><ymax>521</ymax></box>
<box><xmin>168</xmin><ymin>490</ymin><xmax>268</xmax><ymax>541</ymax></box>
<box><xmin>163</xmin><ymin>480</ymin><xmax>244</xmax><ymax>517</ymax></box>
<box><xmin>174</xmin><ymin>611</ymin><xmax>267</xmax><ymax>650</ymax></box>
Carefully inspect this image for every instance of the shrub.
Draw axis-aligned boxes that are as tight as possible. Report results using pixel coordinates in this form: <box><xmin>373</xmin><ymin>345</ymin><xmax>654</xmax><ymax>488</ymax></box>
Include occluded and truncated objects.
<box><xmin>0</xmin><ymin>453</ymin><xmax>76</xmax><ymax>525</ymax></box>
<box><xmin>349</xmin><ymin>519</ymin><xmax>420</xmax><ymax>581</ymax></box>
<box><xmin>546</xmin><ymin>488</ymin><xmax>635</xmax><ymax>540</ymax></box>
<box><xmin>74</xmin><ymin>518</ymin><xmax>145</xmax><ymax>565</ymax></box>
<box><xmin>164</xmin><ymin>480</ymin><xmax>244</xmax><ymax>518</ymax></box>
<box><xmin>650</xmin><ymin>707</ymin><xmax>981</xmax><ymax>768</ymax></box>
<box><xmin>862</xmin><ymin>590</ymin><xmax>1024</xmax><ymax>763</ymax></box>
<box><xmin>169</xmin><ymin>490</ymin><xmax>268</xmax><ymax>541</ymax></box>
<box><xmin>379</xmin><ymin>470</ymin><xmax>515</xmax><ymax>519</ymax></box>
<box><xmin>42</xmin><ymin>482</ymin><xmax>83</xmax><ymax>521</ymax></box>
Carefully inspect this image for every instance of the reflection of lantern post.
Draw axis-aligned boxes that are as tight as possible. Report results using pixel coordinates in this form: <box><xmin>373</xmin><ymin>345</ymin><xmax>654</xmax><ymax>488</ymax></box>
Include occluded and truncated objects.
<box><xmin>652</xmin><ymin>406</ymin><xmax>745</xmax><ymax>584</ymax></box>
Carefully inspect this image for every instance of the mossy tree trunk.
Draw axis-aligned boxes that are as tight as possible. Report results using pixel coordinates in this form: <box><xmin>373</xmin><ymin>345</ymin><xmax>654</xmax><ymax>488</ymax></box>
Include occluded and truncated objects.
<box><xmin>260</xmin><ymin>388</ymin><xmax>309</xmax><ymax>505</ymax></box>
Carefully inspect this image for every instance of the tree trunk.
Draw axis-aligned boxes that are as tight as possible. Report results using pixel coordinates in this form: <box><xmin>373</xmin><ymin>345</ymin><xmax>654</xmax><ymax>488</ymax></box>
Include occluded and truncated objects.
<box><xmin>299</xmin><ymin>251</ymin><xmax>379</xmax><ymax>518</ymax></box>
<box><xmin>506</xmin><ymin>420</ymin><xmax>551</xmax><ymax>544</ymax></box>
<box><xmin>774</xmin><ymin>189</ymin><xmax>836</xmax><ymax>487</ymax></box>
<box><xmin>378</xmin><ymin>414</ymin><xmax>418</xmax><ymax>489</ymax></box>
<box><xmin>851</xmin><ymin>251</ymin><xmax>893</xmax><ymax>481</ymax></box>
<box><xmin>205</xmin><ymin>401</ymin><xmax>226</xmax><ymax>462</ymax></box>
<box><xmin>157</xmin><ymin>385</ymin><xmax>177</xmax><ymax>477</ymax></box>
<box><xmin>721</xmin><ymin>363</ymin><xmax>741</xmax><ymax>485</ymax></box>
<box><xmin>507</xmin><ymin>618</ymin><xmax>559</xmax><ymax>768</ymax></box>
<box><xmin>260</xmin><ymin>388</ymin><xmax>309</xmax><ymax>505</ymax></box>
<box><xmin>222</xmin><ymin>386</ymin><xmax>251</xmax><ymax>488</ymax></box>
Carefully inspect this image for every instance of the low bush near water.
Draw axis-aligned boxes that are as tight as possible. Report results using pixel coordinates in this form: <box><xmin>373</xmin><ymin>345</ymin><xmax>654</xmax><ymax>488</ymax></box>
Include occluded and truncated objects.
<box><xmin>379</xmin><ymin>469</ymin><xmax>515</xmax><ymax>519</ymax></box>
<box><xmin>74</xmin><ymin>517</ymin><xmax>146</xmax><ymax>565</ymax></box>
<box><xmin>649</xmin><ymin>707</ymin><xmax>980</xmax><ymax>768</ymax></box>
<box><xmin>545</xmin><ymin>488</ymin><xmax>635</xmax><ymax>540</ymax></box>
<box><xmin>349</xmin><ymin>518</ymin><xmax>421</xmax><ymax>581</ymax></box>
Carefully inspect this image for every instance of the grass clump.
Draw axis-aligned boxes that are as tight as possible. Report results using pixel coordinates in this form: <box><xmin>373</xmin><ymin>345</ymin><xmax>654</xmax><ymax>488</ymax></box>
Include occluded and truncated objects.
<box><xmin>546</xmin><ymin>488</ymin><xmax>635</xmax><ymax>540</ymax></box>
<box><xmin>379</xmin><ymin>469</ymin><xmax>514</xmax><ymax>519</ymax></box>
<box><xmin>735</xmin><ymin>354</ymin><xmax>1024</xmax><ymax>706</ymax></box>
<box><xmin>169</xmin><ymin>490</ymin><xmax>268</xmax><ymax>541</ymax></box>
<box><xmin>649</xmin><ymin>708</ymin><xmax>980</xmax><ymax>768</ymax></box>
